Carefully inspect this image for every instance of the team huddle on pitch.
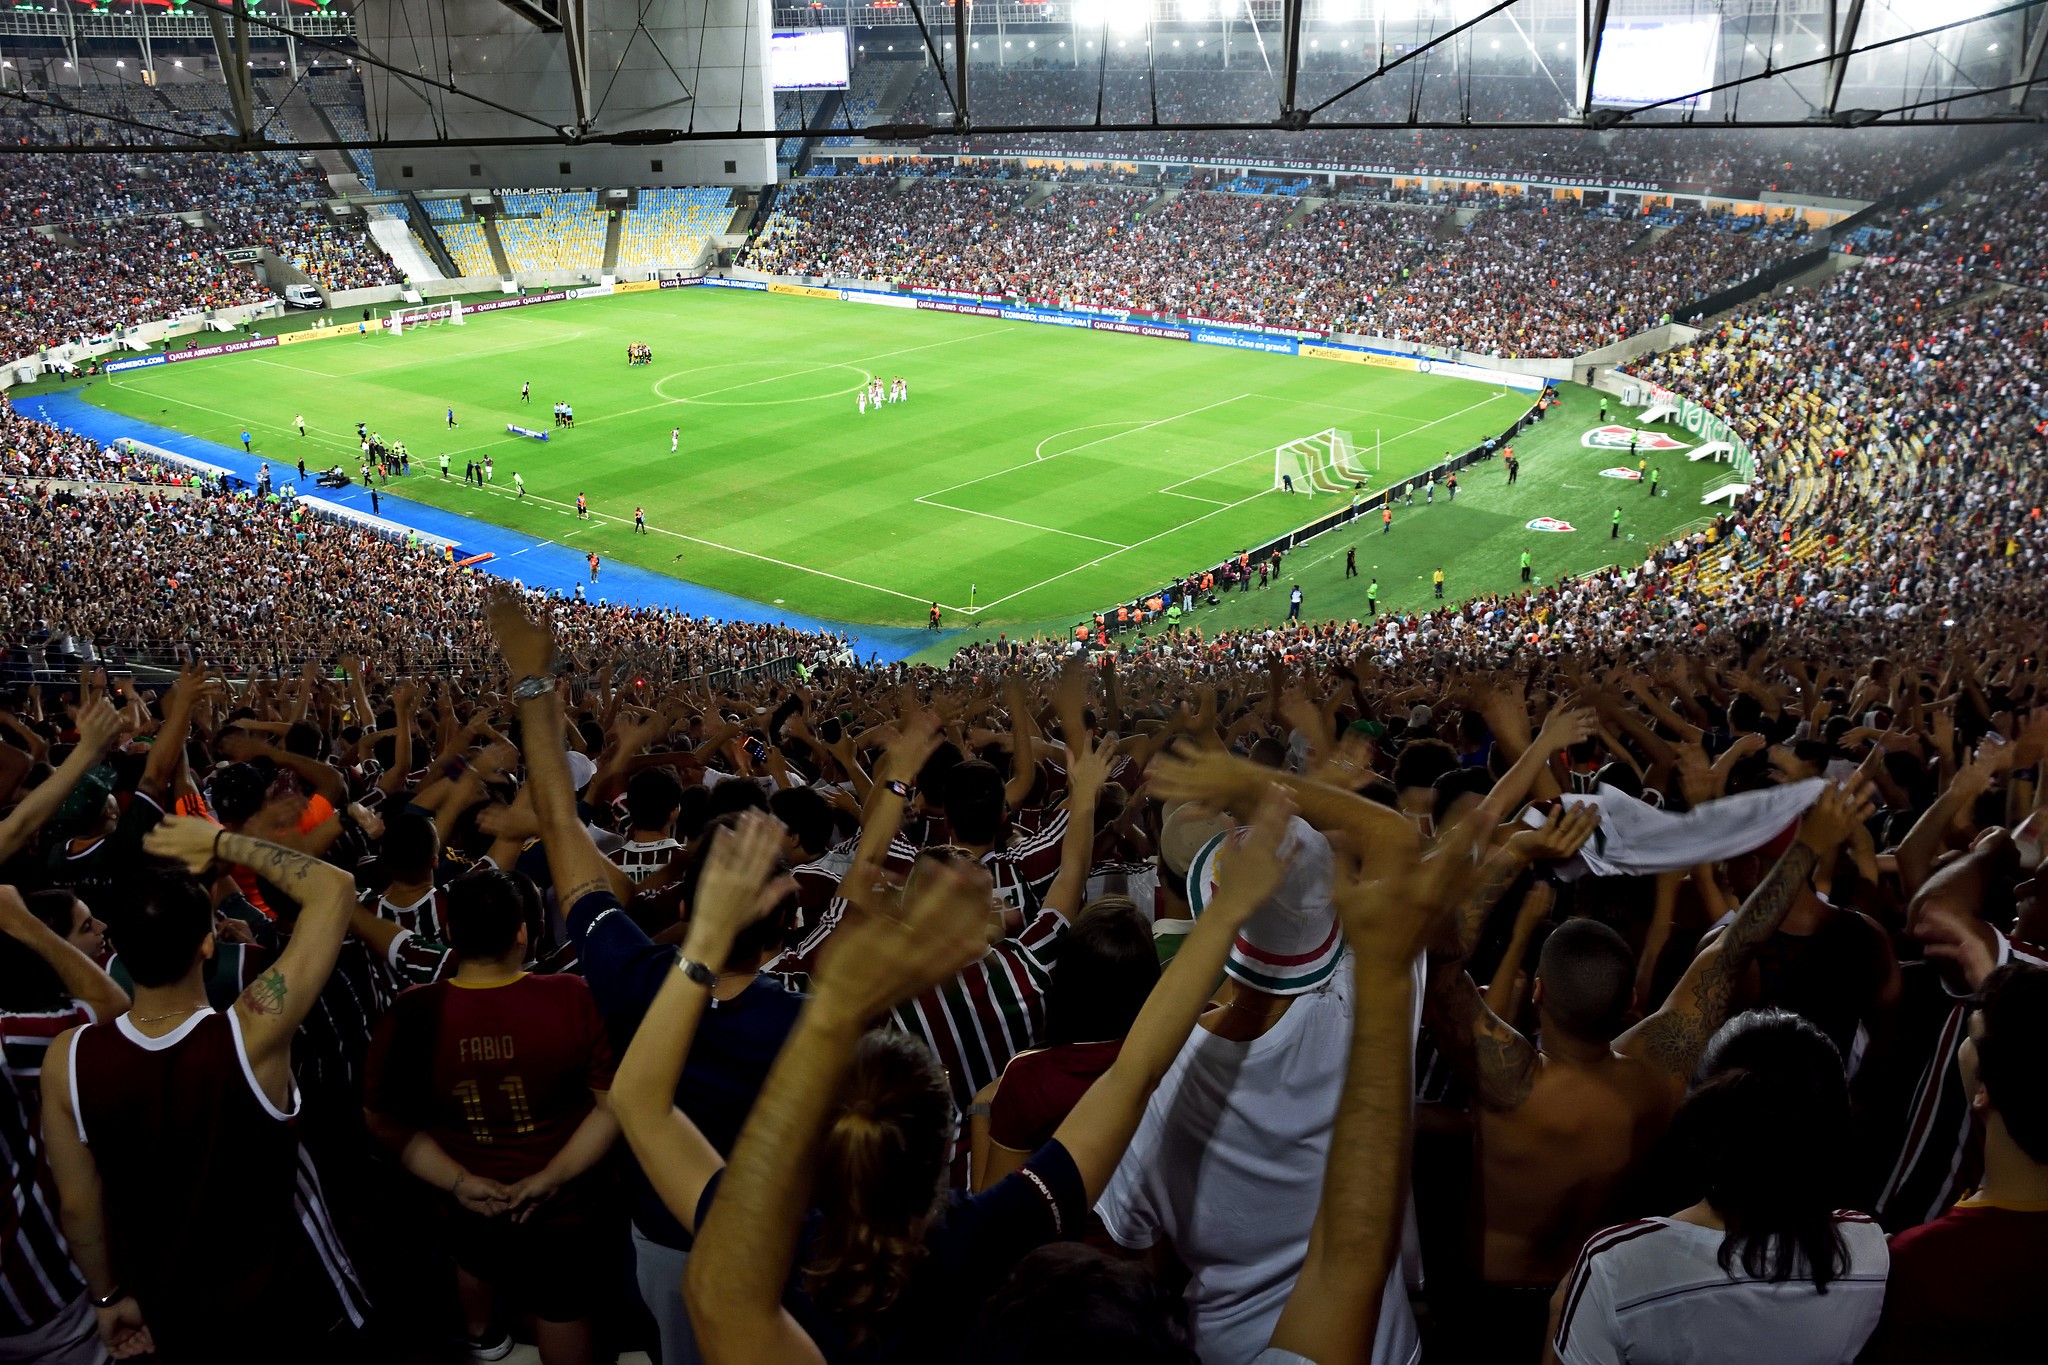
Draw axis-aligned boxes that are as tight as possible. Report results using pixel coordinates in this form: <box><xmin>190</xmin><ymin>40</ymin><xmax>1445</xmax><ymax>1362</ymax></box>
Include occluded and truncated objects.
<box><xmin>856</xmin><ymin>375</ymin><xmax>911</xmax><ymax>414</ymax></box>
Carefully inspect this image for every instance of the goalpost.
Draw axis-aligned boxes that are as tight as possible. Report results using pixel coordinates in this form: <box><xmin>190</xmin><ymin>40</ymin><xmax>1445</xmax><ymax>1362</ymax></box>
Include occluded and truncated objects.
<box><xmin>387</xmin><ymin>298</ymin><xmax>465</xmax><ymax>335</ymax></box>
<box><xmin>1272</xmin><ymin>428</ymin><xmax>1373</xmax><ymax>494</ymax></box>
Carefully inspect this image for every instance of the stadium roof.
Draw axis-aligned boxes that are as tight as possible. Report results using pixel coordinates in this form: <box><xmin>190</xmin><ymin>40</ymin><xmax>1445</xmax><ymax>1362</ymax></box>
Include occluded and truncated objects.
<box><xmin>0</xmin><ymin>0</ymin><xmax>2042</xmax><ymax>154</ymax></box>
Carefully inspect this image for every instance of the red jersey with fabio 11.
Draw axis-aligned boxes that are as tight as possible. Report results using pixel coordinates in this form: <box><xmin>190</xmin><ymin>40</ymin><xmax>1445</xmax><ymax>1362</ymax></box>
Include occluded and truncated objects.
<box><xmin>364</xmin><ymin>973</ymin><xmax>614</xmax><ymax>1184</ymax></box>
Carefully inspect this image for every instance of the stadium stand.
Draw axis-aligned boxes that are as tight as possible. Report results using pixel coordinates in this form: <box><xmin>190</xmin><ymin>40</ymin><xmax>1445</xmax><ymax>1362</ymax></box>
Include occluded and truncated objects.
<box><xmin>615</xmin><ymin>187</ymin><xmax>731</xmax><ymax>269</ymax></box>
<box><xmin>741</xmin><ymin>173</ymin><xmax>1807</xmax><ymax>352</ymax></box>
<box><xmin>435</xmin><ymin>219</ymin><xmax>499</xmax><ymax>277</ymax></box>
<box><xmin>10</xmin><ymin>54</ymin><xmax>2048</xmax><ymax>1365</ymax></box>
<box><xmin>494</xmin><ymin>190</ymin><xmax>609</xmax><ymax>272</ymax></box>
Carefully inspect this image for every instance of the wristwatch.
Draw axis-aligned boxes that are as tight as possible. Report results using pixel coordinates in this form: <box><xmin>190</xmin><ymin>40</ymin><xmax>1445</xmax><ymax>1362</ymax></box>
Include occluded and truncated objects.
<box><xmin>883</xmin><ymin>779</ymin><xmax>913</xmax><ymax>801</ymax></box>
<box><xmin>675</xmin><ymin>956</ymin><xmax>717</xmax><ymax>988</ymax></box>
<box><xmin>511</xmin><ymin>673</ymin><xmax>555</xmax><ymax>701</ymax></box>
<box><xmin>91</xmin><ymin>1287</ymin><xmax>127</xmax><ymax>1309</ymax></box>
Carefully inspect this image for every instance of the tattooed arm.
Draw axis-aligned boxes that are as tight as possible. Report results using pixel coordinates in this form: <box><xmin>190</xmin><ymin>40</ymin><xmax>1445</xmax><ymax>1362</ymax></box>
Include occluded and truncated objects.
<box><xmin>1617</xmin><ymin>781</ymin><xmax>1873</xmax><ymax>1083</ymax></box>
<box><xmin>1423</xmin><ymin>956</ymin><xmax>1538</xmax><ymax>1111</ymax></box>
<box><xmin>141</xmin><ymin>817</ymin><xmax>356</xmax><ymax>1100</ymax></box>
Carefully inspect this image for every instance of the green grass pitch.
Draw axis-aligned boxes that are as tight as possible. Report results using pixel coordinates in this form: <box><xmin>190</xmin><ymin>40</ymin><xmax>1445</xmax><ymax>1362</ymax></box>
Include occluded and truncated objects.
<box><xmin>78</xmin><ymin>289</ymin><xmax>1721</xmax><ymax>637</ymax></box>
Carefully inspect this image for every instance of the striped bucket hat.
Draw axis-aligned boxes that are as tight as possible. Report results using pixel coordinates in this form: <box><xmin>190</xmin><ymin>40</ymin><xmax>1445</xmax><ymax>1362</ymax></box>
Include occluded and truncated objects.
<box><xmin>1186</xmin><ymin>815</ymin><xmax>1343</xmax><ymax>996</ymax></box>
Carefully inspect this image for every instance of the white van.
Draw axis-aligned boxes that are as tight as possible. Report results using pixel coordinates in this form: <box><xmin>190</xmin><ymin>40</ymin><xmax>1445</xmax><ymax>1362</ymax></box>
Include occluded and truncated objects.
<box><xmin>282</xmin><ymin>284</ymin><xmax>325</xmax><ymax>310</ymax></box>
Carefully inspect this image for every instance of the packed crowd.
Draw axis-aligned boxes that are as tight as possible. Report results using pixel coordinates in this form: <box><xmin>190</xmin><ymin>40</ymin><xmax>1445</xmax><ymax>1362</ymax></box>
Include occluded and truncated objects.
<box><xmin>0</xmin><ymin>400</ymin><xmax>194</xmax><ymax>486</ymax></box>
<box><xmin>0</xmin><ymin>99</ymin><xmax>403</xmax><ymax>355</ymax></box>
<box><xmin>0</xmin><ymin>217</ymin><xmax>274</xmax><ymax>360</ymax></box>
<box><xmin>2</xmin><ymin>572</ymin><xmax>2044</xmax><ymax>1365</ymax></box>
<box><xmin>0</xmin><ymin>462</ymin><xmax>852</xmax><ymax>679</ymax></box>
<box><xmin>743</xmin><ymin>174</ymin><xmax>1805</xmax><ymax>353</ymax></box>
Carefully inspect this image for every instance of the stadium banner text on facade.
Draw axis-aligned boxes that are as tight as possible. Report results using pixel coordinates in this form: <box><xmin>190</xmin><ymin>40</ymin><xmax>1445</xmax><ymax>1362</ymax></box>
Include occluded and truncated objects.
<box><xmin>1624</xmin><ymin>377</ymin><xmax>1755</xmax><ymax>479</ymax></box>
<box><xmin>105</xmin><ymin>335</ymin><xmax>278</xmax><ymax>373</ymax></box>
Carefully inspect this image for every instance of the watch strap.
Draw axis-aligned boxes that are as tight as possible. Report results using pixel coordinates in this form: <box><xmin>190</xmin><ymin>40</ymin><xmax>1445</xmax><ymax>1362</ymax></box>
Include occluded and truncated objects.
<box><xmin>676</xmin><ymin>956</ymin><xmax>717</xmax><ymax>988</ymax></box>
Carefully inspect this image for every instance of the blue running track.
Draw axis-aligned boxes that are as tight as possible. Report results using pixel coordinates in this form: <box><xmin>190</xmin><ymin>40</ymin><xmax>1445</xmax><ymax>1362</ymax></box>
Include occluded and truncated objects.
<box><xmin>28</xmin><ymin>389</ymin><xmax>943</xmax><ymax>664</ymax></box>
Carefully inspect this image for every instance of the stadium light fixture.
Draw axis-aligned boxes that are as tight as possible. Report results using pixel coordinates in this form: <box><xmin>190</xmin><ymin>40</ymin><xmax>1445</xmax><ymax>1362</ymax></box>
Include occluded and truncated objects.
<box><xmin>115</xmin><ymin>59</ymin><xmax>123</xmax><ymax>66</ymax></box>
<box><xmin>1490</xmin><ymin>39</ymin><xmax>1499</xmax><ymax>48</ymax></box>
<box><xmin>1990</xmin><ymin>41</ymin><xmax>1999</xmax><ymax>49</ymax></box>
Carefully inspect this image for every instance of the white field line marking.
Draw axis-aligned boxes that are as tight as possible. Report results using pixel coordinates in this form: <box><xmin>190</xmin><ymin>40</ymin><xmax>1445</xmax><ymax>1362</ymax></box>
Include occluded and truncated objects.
<box><xmin>107</xmin><ymin>381</ymin><xmax>361</xmax><ymax>458</ymax></box>
<box><xmin>635</xmin><ymin>330</ymin><xmax>1009</xmax><ymax>418</ymax></box>
<box><xmin>1158</xmin><ymin>490</ymin><xmax>1232</xmax><ymax>505</ymax></box>
<box><xmin>970</xmin><ymin>395</ymin><xmax>1511</xmax><ymax>613</ymax></box>
<box><xmin>250</xmin><ymin>357</ymin><xmax>339</xmax><ymax>378</ymax></box>
<box><xmin>1033</xmin><ymin>419</ymin><xmax>1150</xmax><ymax>461</ymax></box>
<box><xmin>913</xmin><ymin>497</ymin><xmax>1131</xmax><ymax>548</ymax></box>
<box><xmin>923</xmin><ymin>393</ymin><xmax>1258</xmax><ymax>500</ymax></box>
<box><xmin>970</xmin><ymin>482</ymin><xmax>1277</xmax><ymax>613</ymax></box>
<box><xmin>455</xmin><ymin>483</ymin><xmax>955</xmax><ymax>609</ymax></box>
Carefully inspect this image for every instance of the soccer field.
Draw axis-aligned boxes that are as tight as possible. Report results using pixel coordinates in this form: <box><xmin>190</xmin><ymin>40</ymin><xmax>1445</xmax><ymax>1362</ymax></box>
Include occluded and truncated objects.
<box><xmin>79</xmin><ymin>289</ymin><xmax>1529</xmax><ymax>628</ymax></box>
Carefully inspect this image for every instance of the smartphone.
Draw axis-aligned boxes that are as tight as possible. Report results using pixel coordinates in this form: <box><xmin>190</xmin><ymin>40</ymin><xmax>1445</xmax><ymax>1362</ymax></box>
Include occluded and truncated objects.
<box><xmin>819</xmin><ymin>716</ymin><xmax>843</xmax><ymax>745</ymax></box>
<box><xmin>744</xmin><ymin>737</ymin><xmax>769</xmax><ymax>763</ymax></box>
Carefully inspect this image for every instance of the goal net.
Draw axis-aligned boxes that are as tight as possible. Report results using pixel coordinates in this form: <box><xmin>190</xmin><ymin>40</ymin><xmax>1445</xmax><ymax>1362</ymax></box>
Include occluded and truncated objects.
<box><xmin>1272</xmin><ymin>429</ymin><xmax>1371</xmax><ymax>495</ymax></box>
<box><xmin>387</xmin><ymin>299</ymin><xmax>465</xmax><ymax>335</ymax></box>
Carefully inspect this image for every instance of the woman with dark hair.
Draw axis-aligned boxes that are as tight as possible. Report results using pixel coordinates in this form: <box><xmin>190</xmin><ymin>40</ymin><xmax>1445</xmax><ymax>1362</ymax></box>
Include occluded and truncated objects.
<box><xmin>1547</xmin><ymin>1008</ymin><xmax>1890</xmax><ymax>1364</ymax></box>
<box><xmin>974</xmin><ymin>896</ymin><xmax>1159</xmax><ymax>1191</ymax></box>
<box><xmin>611</xmin><ymin>759</ymin><xmax>1293</xmax><ymax>1365</ymax></box>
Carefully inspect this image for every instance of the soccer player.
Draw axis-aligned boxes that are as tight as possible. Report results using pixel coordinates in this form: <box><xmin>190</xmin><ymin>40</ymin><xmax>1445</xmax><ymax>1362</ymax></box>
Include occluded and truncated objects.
<box><xmin>1382</xmin><ymin>505</ymin><xmax>1393</xmax><ymax>534</ymax></box>
<box><xmin>522</xmin><ymin>381</ymin><xmax>531</xmax><ymax>403</ymax></box>
<box><xmin>240</xmin><ymin>429</ymin><xmax>252</xmax><ymax>453</ymax></box>
<box><xmin>1345</xmin><ymin>546</ymin><xmax>1358</xmax><ymax>578</ymax></box>
<box><xmin>634</xmin><ymin>506</ymin><xmax>646</xmax><ymax>535</ymax></box>
<box><xmin>484</xmin><ymin>456</ymin><xmax>493</xmax><ymax>483</ymax></box>
<box><xmin>576</xmin><ymin>493</ymin><xmax>588</xmax><ymax>521</ymax></box>
<box><xmin>363</xmin><ymin>871</ymin><xmax>618</xmax><ymax>1364</ymax></box>
<box><xmin>928</xmin><ymin>602</ymin><xmax>941</xmax><ymax>630</ymax></box>
<box><xmin>294</xmin><ymin>413</ymin><xmax>305</xmax><ymax>436</ymax></box>
<box><xmin>857</xmin><ymin>389</ymin><xmax>867</xmax><ymax>416</ymax></box>
<box><xmin>670</xmin><ymin>427</ymin><xmax>680</xmax><ymax>454</ymax></box>
<box><xmin>440</xmin><ymin>452</ymin><xmax>450</xmax><ymax>479</ymax></box>
<box><xmin>1447</xmin><ymin>472</ymin><xmax>1458</xmax><ymax>502</ymax></box>
<box><xmin>1282</xmin><ymin>473</ymin><xmax>1296</xmax><ymax>494</ymax></box>
<box><xmin>1426</xmin><ymin>473</ymin><xmax>1435</xmax><ymax>504</ymax></box>
<box><xmin>447</xmin><ymin>407</ymin><xmax>458</xmax><ymax>428</ymax></box>
<box><xmin>514</xmin><ymin>472</ymin><xmax>525</xmax><ymax>499</ymax></box>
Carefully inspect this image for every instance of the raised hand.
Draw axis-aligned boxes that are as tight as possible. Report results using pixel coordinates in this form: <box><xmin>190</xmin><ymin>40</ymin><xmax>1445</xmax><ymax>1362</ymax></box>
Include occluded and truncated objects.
<box><xmin>73</xmin><ymin>695</ymin><xmax>125</xmax><ymax>759</ymax></box>
<box><xmin>142</xmin><ymin>815</ymin><xmax>225</xmax><ymax>875</ymax></box>
<box><xmin>815</xmin><ymin>854</ymin><xmax>995</xmax><ymax>1025</ymax></box>
<box><xmin>1146</xmin><ymin>742</ymin><xmax>1254</xmax><ymax>808</ymax></box>
<box><xmin>1336</xmin><ymin>813</ymin><xmax>1484</xmax><ymax>976</ymax></box>
<box><xmin>1796</xmin><ymin>780</ymin><xmax>1878</xmax><ymax>856</ymax></box>
<box><xmin>487</xmin><ymin>590</ymin><xmax>556</xmax><ymax>679</ymax></box>
<box><xmin>1533</xmin><ymin>700</ymin><xmax>1598</xmax><ymax>753</ymax></box>
<box><xmin>688</xmin><ymin>811</ymin><xmax>791</xmax><ymax>949</ymax></box>
<box><xmin>874</xmin><ymin>708</ymin><xmax>942</xmax><ymax>788</ymax></box>
<box><xmin>1508</xmin><ymin>802</ymin><xmax>1601</xmax><ymax>863</ymax></box>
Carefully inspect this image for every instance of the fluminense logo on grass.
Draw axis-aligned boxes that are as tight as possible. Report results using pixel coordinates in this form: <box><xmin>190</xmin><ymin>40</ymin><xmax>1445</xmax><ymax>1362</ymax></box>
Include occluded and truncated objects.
<box><xmin>1582</xmin><ymin>424</ymin><xmax>1689</xmax><ymax>452</ymax></box>
<box><xmin>1599</xmin><ymin>466</ymin><xmax>1644</xmax><ymax>480</ymax></box>
<box><xmin>1526</xmin><ymin>517</ymin><xmax>1576</xmax><ymax>533</ymax></box>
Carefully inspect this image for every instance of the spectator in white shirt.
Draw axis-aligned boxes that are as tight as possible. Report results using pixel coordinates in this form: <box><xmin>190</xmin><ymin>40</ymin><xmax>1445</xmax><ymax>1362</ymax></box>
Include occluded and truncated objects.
<box><xmin>1546</xmin><ymin>1009</ymin><xmax>1889</xmax><ymax>1365</ymax></box>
